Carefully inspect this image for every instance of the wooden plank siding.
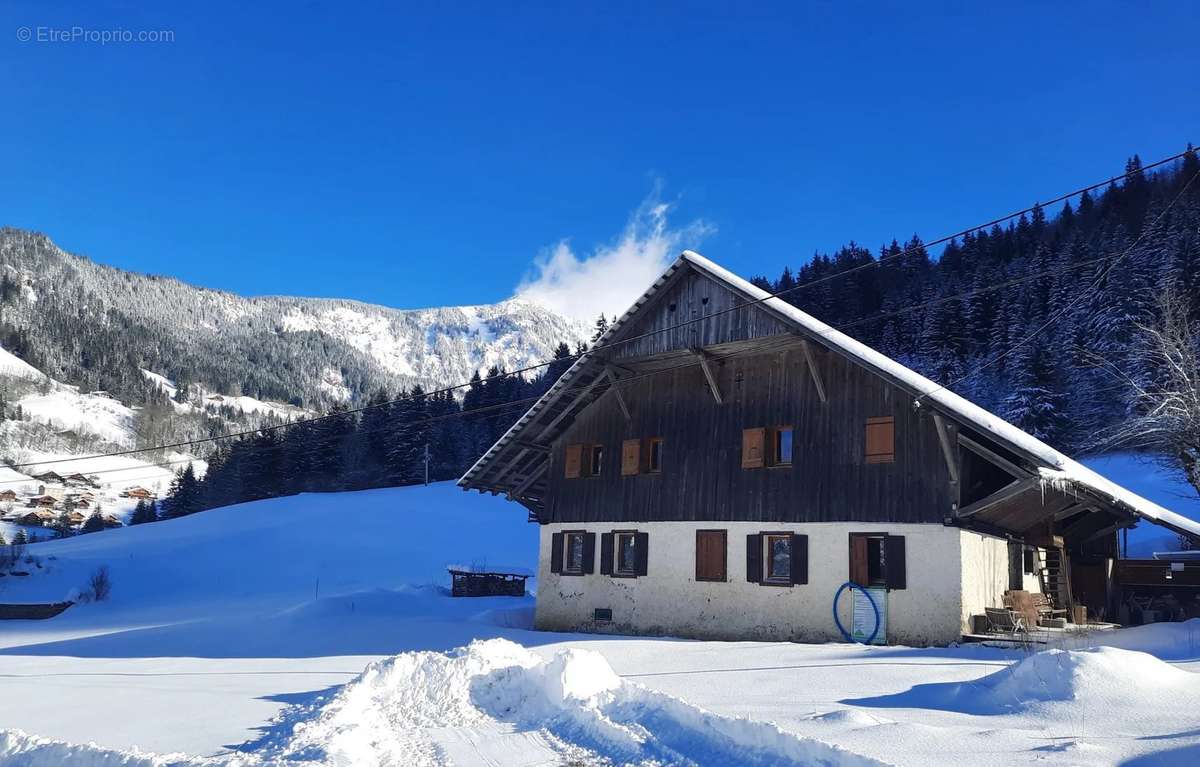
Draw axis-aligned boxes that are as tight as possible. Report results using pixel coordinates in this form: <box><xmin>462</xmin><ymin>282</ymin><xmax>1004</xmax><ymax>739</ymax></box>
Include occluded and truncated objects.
<box><xmin>541</xmin><ymin>339</ymin><xmax>955</xmax><ymax>525</ymax></box>
<box><xmin>607</xmin><ymin>270</ymin><xmax>793</xmax><ymax>361</ymax></box>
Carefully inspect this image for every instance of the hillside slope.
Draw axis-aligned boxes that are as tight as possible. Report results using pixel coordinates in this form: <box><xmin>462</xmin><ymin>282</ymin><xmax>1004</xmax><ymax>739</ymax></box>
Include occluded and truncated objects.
<box><xmin>0</xmin><ymin>227</ymin><xmax>588</xmax><ymax>412</ymax></box>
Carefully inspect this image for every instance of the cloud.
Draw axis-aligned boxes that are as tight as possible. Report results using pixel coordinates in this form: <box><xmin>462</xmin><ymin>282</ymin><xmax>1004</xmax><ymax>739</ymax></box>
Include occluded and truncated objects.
<box><xmin>514</xmin><ymin>191</ymin><xmax>714</xmax><ymax>323</ymax></box>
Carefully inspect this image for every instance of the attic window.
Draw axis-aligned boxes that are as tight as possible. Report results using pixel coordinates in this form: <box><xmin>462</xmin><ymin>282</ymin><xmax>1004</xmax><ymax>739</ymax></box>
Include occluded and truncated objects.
<box><xmin>668</xmin><ymin>302</ymin><xmax>677</xmax><ymax>312</ymax></box>
<box><xmin>647</xmin><ymin>438</ymin><xmax>663</xmax><ymax>473</ymax></box>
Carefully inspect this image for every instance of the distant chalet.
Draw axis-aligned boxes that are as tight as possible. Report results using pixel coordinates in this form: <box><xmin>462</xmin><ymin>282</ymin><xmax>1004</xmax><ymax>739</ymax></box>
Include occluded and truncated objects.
<box><xmin>461</xmin><ymin>251</ymin><xmax>1200</xmax><ymax>645</ymax></box>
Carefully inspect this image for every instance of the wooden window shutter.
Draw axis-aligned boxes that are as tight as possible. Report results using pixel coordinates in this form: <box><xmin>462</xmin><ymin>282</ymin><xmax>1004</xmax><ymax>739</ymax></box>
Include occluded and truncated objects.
<box><xmin>564</xmin><ymin>444</ymin><xmax>583</xmax><ymax>478</ymax></box>
<box><xmin>599</xmin><ymin>532</ymin><xmax>615</xmax><ymax>575</ymax></box>
<box><xmin>634</xmin><ymin>532</ymin><xmax>649</xmax><ymax>576</ymax></box>
<box><xmin>885</xmin><ymin>535</ymin><xmax>906</xmax><ymax>590</ymax></box>
<box><xmin>865</xmin><ymin>417</ymin><xmax>895</xmax><ymax>464</ymax></box>
<box><xmin>621</xmin><ymin>439</ymin><xmax>641</xmax><ymax>476</ymax></box>
<box><xmin>849</xmin><ymin>534</ymin><xmax>869</xmax><ymax>585</ymax></box>
<box><xmin>746</xmin><ymin>533</ymin><xmax>762</xmax><ymax>583</ymax></box>
<box><xmin>550</xmin><ymin>532</ymin><xmax>565</xmax><ymax>574</ymax></box>
<box><xmin>742</xmin><ymin>428</ymin><xmax>765</xmax><ymax>469</ymax></box>
<box><xmin>696</xmin><ymin>530</ymin><xmax>727</xmax><ymax>582</ymax></box>
<box><xmin>581</xmin><ymin>532</ymin><xmax>596</xmax><ymax>574</ymax></box>
<box><xmin>790</xmin><ymin>534</ymin><xmax>808</xmax><ymax>585</ymax></box>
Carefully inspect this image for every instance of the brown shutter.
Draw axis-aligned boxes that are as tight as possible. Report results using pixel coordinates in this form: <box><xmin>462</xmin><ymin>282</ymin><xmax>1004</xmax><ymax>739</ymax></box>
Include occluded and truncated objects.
<box><xmin>865</xmin><ymin>417</ymin><xmax>895</xmax><ymax>464</ymax></box>
<box><xmin>600</xmin><ymin>532</ymin><xmax>615</xmax><ymax>575</ymax></box>
<box><xmin>742</xmin><ymin>428</ymin><xmax>765</xmax><ymax>469</ymax></box>
<box><xmin>550</xmin><ymin>532</ymin><xmax>564</xmax><ymax>574</ymax></box>
<box><xmin>696</xmin><ymin>530</ymin><xmax>727</xmax><ymax>581</ymax></box>
<box><xmin>634</xmin><ymin>532</ymin><xmax>649</xmax><ymax>576</ymax></box>
<box><xmin>885</xmin><ymin>535</ymin><xmax>906</xmax><ymax>589</ymax></box>
<box><xmin>849</xmin><ymin>534</ymin><xmax>869</xmax><ymax>585</ymax></box>
<box><xmin>581</xmin><ymin>532</ymin><xmax>596</xmax><ymax>574</ymax></box>
<box><xmin>746</xmin><ymin>533</ymin><xmax>762</xmax><ymax>583</ymax></box>
<box><xmin>790</xmin><ymin>534</ymin><xmax>808</xmax><ymax>585</ymax></box>
<box><xmin>621</xmin><ymin>439</ymin><xmax>641</xmax><ymax>476</ymax></box>
<box><xmin>564</xmin><ymin>444</ymin><xmax>583</xmax><ymax>478</ymax></box>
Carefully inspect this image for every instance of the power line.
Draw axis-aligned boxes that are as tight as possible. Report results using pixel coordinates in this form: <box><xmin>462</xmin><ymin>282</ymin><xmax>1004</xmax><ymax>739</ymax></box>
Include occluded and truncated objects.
<box><xmin>914</xmin><ymin>163</ymin><xmax>1200</xmax><ymax>405</ymax></box>
<box><xmin>8</xmin><ymin>144</ymin><xmax>1197</xmax><ymax>471</ymax></box>
<box><xmin>7</xmin><ymin>224</ymin><xmax>1177</xmax><ymax>488</ymax></box>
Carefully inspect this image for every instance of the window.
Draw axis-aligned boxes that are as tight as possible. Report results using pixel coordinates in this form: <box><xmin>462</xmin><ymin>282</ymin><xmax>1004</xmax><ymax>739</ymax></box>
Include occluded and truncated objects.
<box><xmin>647</xmin><ymin>438</ymin><xmax>663</xmax><ymax>473</ymax></box>
<box><xmin>615</xmin><ymin>532</ymin><xmax>638</xmax><ymax>575</ymax></box>
<box><xmin>746</xmin><ymin>532</ymin><xmax>808</xmax><ymax>586</ymax></box>
<box><xmin>695</xmin><ymin>530</ymin><xmax>727</xmax><ymax>582</ymax></box>
<box><xmin>772</xmin><ymin>427</ymin><xmax>793</xmax><ymax>466</ymax></box>
<box><xmin>744</xmin><ymin>426</ymin><xmax>794</xmax><ymax>468</ymax></box>
<box><xmin>565</xmin><ymin>532</ymin><xmax>587</xmax><ymax>574</ymax></box>
<box><xmin>849</xmin><ymin>533</ymin><xmax>906</xmax><ymax>589</ymax></box>
<box><xmin>865</xmin><ymin>417</ymin><xmax>895</xmax><ymax>464</ymax></box>
<box><xmin>600</xmin><ymin>531</ymin><xmax>649</xmax><ymax>577</ymax></box>
<box><xmin>765</xmin><ymin>534</ymin><xmax>792</xmax><ymax>583</ymax></box>
<box><xmin>585</xmin><ymin>444</ymin><xmax>604</xmax><ymax>477</ymax></box>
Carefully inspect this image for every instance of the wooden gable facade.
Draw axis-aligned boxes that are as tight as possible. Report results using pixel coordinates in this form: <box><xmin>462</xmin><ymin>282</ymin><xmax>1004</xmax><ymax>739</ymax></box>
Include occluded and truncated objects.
<box><xmin>461</xmin><ymin>252</ymin><xmax>1189</xmax><ymax>552</ymax></box>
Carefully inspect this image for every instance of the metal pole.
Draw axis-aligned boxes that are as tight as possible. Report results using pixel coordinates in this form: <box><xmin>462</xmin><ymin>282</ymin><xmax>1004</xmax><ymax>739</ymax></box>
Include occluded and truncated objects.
<box><xmin>424</xmin><ymin>443</ymin><xmax>430</xmax><ymax>486</ymax></box>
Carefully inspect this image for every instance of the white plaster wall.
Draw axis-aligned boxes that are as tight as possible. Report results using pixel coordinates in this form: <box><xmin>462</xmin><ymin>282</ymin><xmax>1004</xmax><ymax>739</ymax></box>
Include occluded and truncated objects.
<box><xmin>535</xmin><ymin>521</ymin><xmax>967</xmax><ymax>646</ymax></box>
<box><xmin>957</xmin><ymin>531</ymin><xmax>1011</xmax><ymax>631</ymax></box>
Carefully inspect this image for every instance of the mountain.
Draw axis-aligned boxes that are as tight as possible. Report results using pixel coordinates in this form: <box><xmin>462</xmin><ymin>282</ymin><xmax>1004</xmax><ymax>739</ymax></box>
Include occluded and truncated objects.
<box><xmin>0</xmin><ymin>227</ymin><xmax>588</xmax><ymax>457</ymax></box>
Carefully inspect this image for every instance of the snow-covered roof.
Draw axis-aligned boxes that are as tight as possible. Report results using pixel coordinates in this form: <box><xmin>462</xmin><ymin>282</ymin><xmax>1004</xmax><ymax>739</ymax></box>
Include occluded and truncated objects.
<box><xmin>461</xmin><ymin>250</ymin><xmax>1200</xmax><ymax>541</ymax></box>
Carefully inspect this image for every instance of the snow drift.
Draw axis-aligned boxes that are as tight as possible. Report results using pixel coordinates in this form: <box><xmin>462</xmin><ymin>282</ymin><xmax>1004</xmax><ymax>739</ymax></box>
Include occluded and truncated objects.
<box><xmin>254</xmin><ymin>638</ymin><xmax>890</xmax><ymax>767</ymax></box>
<box><xmin>0</xmin><ymin>639</ymin><xmax>890</xmax><ymax>767</ymax></box>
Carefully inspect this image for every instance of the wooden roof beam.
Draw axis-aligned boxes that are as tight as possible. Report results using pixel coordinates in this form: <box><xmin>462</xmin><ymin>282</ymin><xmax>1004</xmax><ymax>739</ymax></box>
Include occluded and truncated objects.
<box><xmin>931</xmin><ymin>413</ymin><xmax>959</xmax><ymax>486</ymax></box>
<box><xmin>799</xmin><ymin>339</ymin><xmax>827</xmax><ymax>404</ymax></box>
<box><xmin>958</xmin><ymin>433</ymin><xmax>1033</xmax><ymax>479</ymax></box>
<box><xmin>604</xmin><ymin>365</ymin><xmax>633</xmax><ymax>420</ymax></box>
<box><xmin>956</xmin><ymin>476</ymin><xmax>1040</xmax><ymax>518</ymax></box>
<box><xmin>689</xmin><ymin>347</ymin><xmax>723</xmax><ymax>404</ymax></box>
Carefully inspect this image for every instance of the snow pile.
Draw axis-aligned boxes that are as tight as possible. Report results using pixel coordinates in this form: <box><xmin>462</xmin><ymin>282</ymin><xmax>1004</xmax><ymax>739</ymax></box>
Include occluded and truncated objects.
<box><xmin>979</xmin><ymin>646</ymin><xmax>1195</xmax><ymax>710</ymax></box>
<box><xmin>256</xmin><ymin>638</ymin><xmax>889</xmax><ymax>767</ymax></box>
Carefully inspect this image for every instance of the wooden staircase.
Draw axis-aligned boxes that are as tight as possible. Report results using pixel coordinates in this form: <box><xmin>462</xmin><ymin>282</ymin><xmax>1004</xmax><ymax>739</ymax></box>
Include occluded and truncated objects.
<box><xmin>1037</xmin><ymin>547</ymin><xmax>1073</xmax><ymax>614</ymax></box>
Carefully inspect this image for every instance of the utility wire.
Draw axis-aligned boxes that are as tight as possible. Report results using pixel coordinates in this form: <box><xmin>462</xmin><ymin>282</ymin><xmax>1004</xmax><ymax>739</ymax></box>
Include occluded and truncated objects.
<box><xmin>9</xmin><ymin>144</ymin><xmax>1197</xmax><ymax>471</ymax></box>
<box><xmin>914</xmin><ymin>163</ymin><xmax>1200</xmax><ymax>406</ymax></box>
<box><xmin>7</xmin><ymin>221</ymin><xmax>1182</xmax><ymax>487</ymax></box>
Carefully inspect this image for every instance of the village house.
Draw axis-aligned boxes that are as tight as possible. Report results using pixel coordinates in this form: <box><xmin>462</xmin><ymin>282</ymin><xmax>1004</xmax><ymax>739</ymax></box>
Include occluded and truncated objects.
<box><xmin>32</xmin><ymin>471</ymin><xmax>64</xmax><ymax>485</ymax></box>
<box><xmin>121</xmin><ymin>487</ymin><xmax>156</xmax><ymax>500</ymax></box>
<box><xmin>459</xmin><ymin>251</ymin><xmax>1200</xmax><ymax>646</ymax></box>
<box><xmin>0</xmin><ymin>489</ymin><xmax>17</xmax><ymax>502</ymax></box>
<box><xmin>15</xmin><ymin>509</ymin><xmax>55</xmax><ymax>526</ymax></box>
<box><xmin>27</xmin><ymin>495</ymin><xmax>57</xmax><ymax>509</ymax></box>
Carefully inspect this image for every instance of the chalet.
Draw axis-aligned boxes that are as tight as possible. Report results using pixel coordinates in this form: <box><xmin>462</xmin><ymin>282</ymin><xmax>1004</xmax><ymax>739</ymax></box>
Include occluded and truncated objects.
<box><xmin>64</xmin><ymin>473</ymin><xmax>100</xmax><ymax>489</ymax></box>
<box><xmin>27</xmin><ymin>495</ymin><xmax>57</xmax><ymax>509</ymax></box>
<box><xmin>0</xmin><ymin>489</ymin><xmax>17</xmax><ymax>502</ymax></box>
<box><xmin>65</xmin><ymin>510</ymin><xmax>87</xmax><ymax>526</ymax></box>
<box><xmin>121</xmin><ymin>487</ymin><xmax>156</xmax><ymax>500</ymax></box>
<box><xmin>15</xmin><ymin>509</ymin><xmax>54</xmax><ymax>526</ymax></box>
<box><xmin>32</xmin><ymin>471</ymin><xmax>64</xmax><ymax>484</ymax></box>
<box><xmin>460</xmin><ymin>251</ymin><xmax>1200</xmax><ymax>646</ymax></box>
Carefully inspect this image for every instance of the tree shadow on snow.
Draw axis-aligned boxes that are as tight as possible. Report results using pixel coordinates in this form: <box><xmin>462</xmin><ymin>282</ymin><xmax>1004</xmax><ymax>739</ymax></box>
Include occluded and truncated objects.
<box><xmin>1121</xmin><ymin>742</ymin><xmax>1200</xmax><ymax>767</ymax></box>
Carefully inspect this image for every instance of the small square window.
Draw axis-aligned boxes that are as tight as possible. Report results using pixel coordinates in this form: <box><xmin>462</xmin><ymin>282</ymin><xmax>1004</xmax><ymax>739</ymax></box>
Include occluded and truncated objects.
<box><xmin>564</xmin><ymin>532</ymin><xmax>586</xmax><ymax>574</ymax></box>
<box><xmin>647</xmin><ymin>438</ymin><xmax>663</xmax><ymax>473</ymax></box>
<box><xmin>615</xmin><ymin>532</ymin><xmax>638</xmax><ymax>575</ymax></box>
<box><xmin>772</xmin><ymin>427</ymin><xmax>793</xmax><ymax>466</ymax></box>
<box><xmin>765</xmin><ymin>534</ymin><xmax>792</xmax><ymax>583</ymax></box>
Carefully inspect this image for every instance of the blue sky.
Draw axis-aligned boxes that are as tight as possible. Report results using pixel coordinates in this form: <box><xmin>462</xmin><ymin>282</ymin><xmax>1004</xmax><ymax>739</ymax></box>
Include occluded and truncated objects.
<box><xmin>2</xmin><ymin>1</ymin><xmax>1197</xmax><ymax>318</ymax></box>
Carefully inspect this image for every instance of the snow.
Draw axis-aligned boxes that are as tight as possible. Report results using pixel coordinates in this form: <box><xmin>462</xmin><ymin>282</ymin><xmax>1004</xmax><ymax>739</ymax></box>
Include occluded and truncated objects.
<box><xmin>139</xmin><ymin>368</ymin><xmax>177</xmax><ymax>398</ymax></box>
<box><xmin>17</xmin><ymin>386</ymin><xmax>136</xmax><ymax>448</ymax></box>
<box><xmin>0</xmin><ymin>346</ymin><xmax>44</xmax><ymax>380</ymax></box>
<box><xmin>1</xmin><ymin>482</ymin><xmax>1198</xmax><ymax>766</ymax></box>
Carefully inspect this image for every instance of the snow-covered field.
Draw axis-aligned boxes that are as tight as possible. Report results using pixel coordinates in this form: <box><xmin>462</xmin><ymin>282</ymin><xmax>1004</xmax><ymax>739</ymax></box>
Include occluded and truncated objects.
<box><xmin>0</xmin><ymin>480</ymin><xmax>1198</xmax><ymax>766</ymax></box>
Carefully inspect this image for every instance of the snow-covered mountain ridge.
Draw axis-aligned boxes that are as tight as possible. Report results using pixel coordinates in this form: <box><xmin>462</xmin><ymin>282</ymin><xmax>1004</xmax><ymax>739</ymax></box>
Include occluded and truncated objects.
<box><xmin>0</xmin><ymin>227</ymin><xmax>589</xmax><ymax>412</ymax></box>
